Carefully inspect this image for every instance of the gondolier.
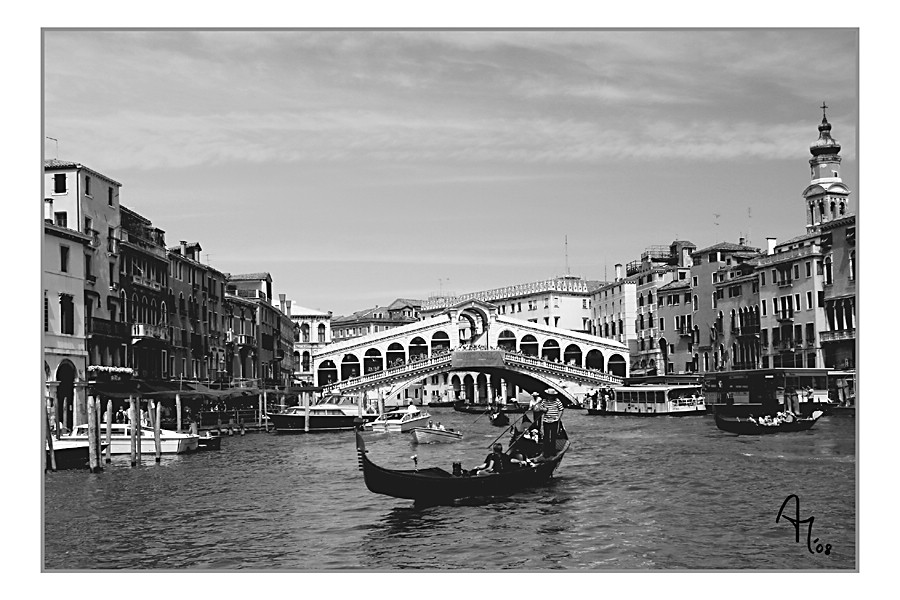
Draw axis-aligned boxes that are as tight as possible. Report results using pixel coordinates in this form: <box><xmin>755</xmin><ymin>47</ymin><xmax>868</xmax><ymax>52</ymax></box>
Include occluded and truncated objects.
<box><xmin>536</xmin><ymin>388</ymin><xmax>564</xmax><ymax>458</ymax></box>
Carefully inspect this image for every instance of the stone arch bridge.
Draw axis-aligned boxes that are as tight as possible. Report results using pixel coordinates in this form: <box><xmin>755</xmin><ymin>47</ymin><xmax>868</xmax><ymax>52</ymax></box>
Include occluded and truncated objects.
<box><xmin>310</xmin><ymin>299</ymin><xmax>629</xmax><ymax>405</ymax></box>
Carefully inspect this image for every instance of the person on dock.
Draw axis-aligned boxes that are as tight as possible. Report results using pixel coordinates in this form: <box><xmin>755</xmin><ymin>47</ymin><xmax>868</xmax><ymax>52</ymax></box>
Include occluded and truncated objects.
<box><xmin>535</xmin><ymin>388</ymin><xmax>564</xmax><ymax>458</ymax></box>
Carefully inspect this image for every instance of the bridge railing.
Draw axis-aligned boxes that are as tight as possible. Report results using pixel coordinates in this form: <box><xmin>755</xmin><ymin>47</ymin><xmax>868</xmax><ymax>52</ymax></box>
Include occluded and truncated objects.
<box><xmin>502</xmin><ymin>352</ymin><xmax>624</xmax><ymax>385</ymax></box>
<box><xmin>322</xmin><ymin>352</ymin><xmax>453</xmax><ymax>393</ymax></box>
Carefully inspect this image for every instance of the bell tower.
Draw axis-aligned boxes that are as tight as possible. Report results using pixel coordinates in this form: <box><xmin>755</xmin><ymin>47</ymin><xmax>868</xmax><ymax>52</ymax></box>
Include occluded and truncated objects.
<box><xmin>802</xmin><ymin>103</ymin><xmax>852</xmax><ymax>233</ymax></box>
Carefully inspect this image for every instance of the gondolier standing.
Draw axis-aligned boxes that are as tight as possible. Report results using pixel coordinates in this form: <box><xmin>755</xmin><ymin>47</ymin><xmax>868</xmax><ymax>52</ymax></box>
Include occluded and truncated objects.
<box><xmin>536</xmin><ymin>389</ymin><xmax>564</xmax><ymax>458</ymax></box>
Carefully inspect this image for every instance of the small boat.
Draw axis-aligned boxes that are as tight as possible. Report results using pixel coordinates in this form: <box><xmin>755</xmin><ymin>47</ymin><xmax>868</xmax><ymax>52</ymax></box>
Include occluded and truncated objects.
<box><xmin>714</xmin><ymin>410</ymin><xmax>824</xmax><ymax>435</ymax></box>
<box><xmin>453</xmin><ymin>401</ymin><xmax>527</xmax><ymax>414</ymax></box>
<box><xmin>62</xmin><ymin>423</ymin><xmax>199</xmax><ymax>454</ymax></box>
<box><xmin>365</xmin><ymin>404</ymin><xmax>431</xmax><ymax>433</ymax></box>
<box><xmin>410</xmin><ymin>426</ymin><xmax>463</xmax><ymax>444</ymax></box>
<box><xmin>355</xmin><ymin>420</ymin><xmax>569</xmax><ymax>504</ymax></box>
<box><xmin>45</xmin><ymin>439</ymin><xmax>108</xmax><ymax>470</ymax></box>
<box><xmin>267</xmin><ymin>395</ymin><xmax>379</xmax><ymax>433</ymax></box>
<box><xmin>489</xmin><ymin>412</ymin><xmax>510</xmax><ymax>427</ymax></box>
<box><xmin>197</xmin><ymin>431</ymin><xmax>222</xmax><ymax>450</ymax></box>
<box><xmin>586</xmin><ymin>383</ymin><xmax>706</xmax><ymax>416</ymax></box>
<box><xmin>424</xmin><ymin>400</ymin><xmax>457</xmax><ymax>408</ymax></box>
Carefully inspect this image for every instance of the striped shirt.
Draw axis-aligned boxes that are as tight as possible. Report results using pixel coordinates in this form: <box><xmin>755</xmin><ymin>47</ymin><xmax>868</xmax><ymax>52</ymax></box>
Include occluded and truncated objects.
<box><xmin>540</xmin><ymin>398</ymin><xmax>563</xmax><ymax>422</ymax></box>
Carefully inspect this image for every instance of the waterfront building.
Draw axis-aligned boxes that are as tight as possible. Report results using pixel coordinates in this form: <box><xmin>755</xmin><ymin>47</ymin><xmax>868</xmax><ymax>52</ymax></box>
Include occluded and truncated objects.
<box><xmin>331</xmin><ymin>298</ymin><xmax>423</xmax><ymax>343</ymax></box>
<box><xmin>590</xmin><ymin>265</ymin><xmax>636</xmax><ymax>353</ymax></box>
<box><xmin>166</xmin><ymin>241</ymin><xmax>229</xmax><ymax>383</ymax></box>
<box><xmin>225</xmin><ymin>273</ymin><xmax>285</xmax><ymax>386</ymax></box>
<box><xmin>655</xmin><ymin>279</ymin><xmax>697</xmax><ymax>374</ymax></box>
<box><xmin>421</xmin><ymin>276</ymin><xmax>598</xmax><ymax>334</ymax></box>
<box><xmin>42</xmin><ymin>220</ymin><xmax>92</xmax><ymax>431</ymax></box>
<box><xmin>119</xmin><ymin>206</ymin><xmax>170</xmax><ymax>379</ymax></box>
<box><xmin>687</xmin><ymin>240</ymin><xmax>762</xmax><ymax>372</ymax></box>
<box><xmin>282</xmin><ymin>299</ymin><xmax>332</xmax><ymax>387</ymax></box>
<box><xmin>223</xmin><ymin>293</ymin><xmax>258</xmax><ymax>381</ymax></box>
<box><xmin>819</xmin><ymin>214</ymin><xmax>856</xmax><ymax>371</ymax></box>
<box><xmin>44</xmin><ymin>159</ymin><xmax>127</xmax><ymax>376</ymax></box>
<box><xmin>713</xmin><ymin>255</ymin><xmax>763</xmax><ymax>371</ymax></box>
<box><xmin>629</xmin><ymin>242</ymin><xmax>696</xmax><ymax>375</ymax></box>
<box><xmin>275</xmin><ymin>295</ymin><xmax>298</xmax><ymax>388</ymax></box>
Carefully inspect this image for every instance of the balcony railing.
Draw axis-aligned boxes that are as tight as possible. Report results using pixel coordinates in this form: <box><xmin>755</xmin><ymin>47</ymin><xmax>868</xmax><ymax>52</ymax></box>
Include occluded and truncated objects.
<box><xmin>132</xmin><ymin>274</ymin><xmax>162</xmax><ymax>292</ymax></box>
<box><xmin>733</xmin><ymin>325</ymin><xmax>760</xmax><ymax>337</ymax></box>
<box><xmin>236</xmin><ymin>334</ymin><xmax>257</xmax><ymax>347</ymax></box>
<box><xmin>820</xmin><ymin>329</ymin><xmax>856</xmax><ymax>343</ymax></box>
<box><xmin>777</xmin><ymin>279</ymin><xmax>793</xmax><ymax>288</ymax></box>
<box><xmin>776</xmin><ymin>339</ymin><xmax>802</xmax><ymax>351</ymax></box>
<box><xmin>88</xmin><ymin>317</ymin><xmax>129</xmax><ymax>338</ymax></box>
<box><xmin>132</xmin><ymin>323</ymin><xmax>170</xmax><ymax>341</ymax></box>
<box><xmin>776</xmin><ymin>312</ymin><xmax>794</xmax><ymax>323</ymax></box>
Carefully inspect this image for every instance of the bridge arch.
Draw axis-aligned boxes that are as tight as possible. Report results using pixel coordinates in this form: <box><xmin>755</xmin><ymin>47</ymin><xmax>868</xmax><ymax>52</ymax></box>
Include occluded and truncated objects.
<box><xmin>431</xmin><ymin>330</ymin><xmax>451</xmax><ymax>353</ymax></box>
<box><xmin>542</xmin><ymin>339</ymin><xmax>560</xmax><ymax>362</ymax></box>
<box><xmin>563</xmin><ymin>343</ymin><xmax>582</xmax><ymax>367</ymax></box>
<box><xmin>364</xmin><ymin>348</ymin><xmax>383</xmax><ymax>374</ymax></box>
<box><xmin>497</xmin><ymin>330</ymin><xmax>517</xmax><ymax>351</ymax></box>
<box><xmin>608</xmin><ymin>353</ymin><xmax>627</xmax><ymax>377</ymax></box>
<box><xmin>317</xmin><ymin>359</ymin><xmax>338</xmax><ymax>386</ymax></box>
<box><xmin>463</xmin><ymin>374</ymin><xmax>475</xmax><ymax>402</ymax></box>
<box><xmin>409</xmin><ymin>336</ymin><xmax>428</xmax><ymax>361</ymax></box>
<box><xmin>520</xmin><ymin>335</ymin><xmax>539</xmax><ymax>356</ymax></box>
<box><xmin>341</xmin><ymin>353</ymin><xmax>360</xmax><ymax>380</ymax></box>
<box><xmin>585</xmin><ymin>349</ymin><xmax>604</xmax><ymax>371</ymax></box>
<box><xmin>386</xmin><ymin>342</ymin><xmax>405</xmax><ymax>368</ymax></box>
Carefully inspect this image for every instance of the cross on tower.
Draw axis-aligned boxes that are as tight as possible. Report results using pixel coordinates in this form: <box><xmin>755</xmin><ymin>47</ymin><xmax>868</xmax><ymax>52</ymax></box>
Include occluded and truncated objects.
<box><xmin>821</xmin><ymin>101</ymin><xmax>828</xmax><ymax>118</ymax></box>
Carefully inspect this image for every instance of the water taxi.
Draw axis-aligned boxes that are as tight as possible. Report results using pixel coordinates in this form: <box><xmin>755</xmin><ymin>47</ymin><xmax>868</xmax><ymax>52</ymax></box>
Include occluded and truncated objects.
<box><xmin>267</xmin><ymin>395</ymin><xmax>378</xmax><ymax>432</ymax></box>
<box><xmin>587</xmin><ymin>383</ymin><xmax>706</xmax><ymax>416</ymax></box>
<box><xmin>62</xmin><ymin>423</ymin><xmax>200</xmax><ymax>454</ymax></box>
<box><xmin>365</xmin><ymin>404</ymin><xmax>431</xmax><ymax>433</ymax></box>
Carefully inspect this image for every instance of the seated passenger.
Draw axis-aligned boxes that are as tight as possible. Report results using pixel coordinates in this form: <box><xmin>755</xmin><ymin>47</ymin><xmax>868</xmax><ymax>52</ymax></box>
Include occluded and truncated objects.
<box><xmin>473</xmin><ymin>443</ymin><xmax>507</xmax><ymax>475</ymax></box>
<box><xmin>437</xmin><ymin>422</ymin><xmax>446</xmax><ymax>430</ymax></box>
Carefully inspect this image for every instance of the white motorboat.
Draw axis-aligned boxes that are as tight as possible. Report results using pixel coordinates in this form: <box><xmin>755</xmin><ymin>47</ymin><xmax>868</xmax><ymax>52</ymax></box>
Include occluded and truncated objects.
<box><xmin>410</xmin><ymin>426</ymin><xmax>462</xmax><ymax>444</ymax></box>
<box><xmin>62</xmin><ymin>423</ymin><xmax>200</xmax><ymax>454</ymax></box>
<box><xmin>365</xmin><ymin>404</ymin><xmax>431</xmax><ymax>433</ymax></box>
<box><xmin>267</xmin><ymin>395</ymin><xmax>378</xmax><ymax>432</ymax></box>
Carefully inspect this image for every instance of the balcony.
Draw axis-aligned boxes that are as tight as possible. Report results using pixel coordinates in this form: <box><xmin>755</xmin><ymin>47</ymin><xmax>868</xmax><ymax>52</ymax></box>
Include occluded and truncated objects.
<box><xmin>777</xmin><ymin>279</ymin><xmax>793</xmax><ymax>288</ymax></box>
<box><xmin>132</xmin><ymin>322</ymin><xmax>170</xmax><ymax>342</ymax></box>
<box><xmin>85</xmin><ymin>274</ymin><xmax>97</xmax><ymax>285</ymax></box>
<box><xmin>109</xmin><ymin>281</ymin><xmax>120</xmax><ymax>293</ymax></box>
<box><xmin>820</xmin><ymin>329</ymin><xmax>856</xmax><ymax>343</ymax></box>
<box><xmin>776</xmin><ymin>339</ymin><xmax>803</xmax><ymax>352</ymax></box>
<box><xmin>236</xmin><ymin>334</ymin><xmax>257</xmax><ymax>347</ymax></box>
<box><xmin>776</xmin><ymin>312</ymin><xmax>794</xmax><ymax>323</ymax></box>
<box><xmin>84</xmin><ymin>228</ymin><xmax>101</xmax><ymax>249</ymax></box>
<box><xmin>678</xmin><ymin>328</ymin><xmax>693</xmax><ymax>337</ymax></box>
<box><xmin>132</xmin><ymin>274</ymin><xmax>162</xmax><ymax>292</ymax></box>
<box><xmin>88</xmin><ymin>317</ymin><xmax>129</xmax><ymax>338</ymax></box>
<box><xmin>733</xmin><ymin>325</ymin><xmax>760</xmax><ymax>337</ymax></box>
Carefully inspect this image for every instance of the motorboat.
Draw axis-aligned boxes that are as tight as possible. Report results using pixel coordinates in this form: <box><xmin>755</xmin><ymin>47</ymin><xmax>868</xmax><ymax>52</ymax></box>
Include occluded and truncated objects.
<box><xmin>586</xmin><ymin>383</ymin><xmax>706</xmax><ymax>416</ymax></box>
<box><xmin>45</xmin><ymin>439</ymin><xmax>108</xmax><ymax>469</ymax></box>
<box><xmin>62</xmin><ymin>423</ymin><xmax>200</xmax><ymax>454</ymax></box>
<box><xmin>715</xmin><ymin>410</ymin><xmax>824</xmax><ymax>435</ymax></box>
<box><xmin>267</xmin><ymin>395</ymin><xmax>379</xmax><ymax>433</ymax></box>
<box><xmin>410</xmin><ymin>426</ymin><xmax>462</xmax><ymax>444</ymax></box>
<box><xmin>355</xmin><ymin>420</ymin><xmax>569</xmax><ymax>504</ymax></box>
<box><xmin>197</xmin><ymin>431</ymin><xmax>222</xmax><ymax>450</ymax></box>
<box><xmin>364</xmin><ymin>404</ymin><xmax>430</xmax><ymax>433</ymax></box>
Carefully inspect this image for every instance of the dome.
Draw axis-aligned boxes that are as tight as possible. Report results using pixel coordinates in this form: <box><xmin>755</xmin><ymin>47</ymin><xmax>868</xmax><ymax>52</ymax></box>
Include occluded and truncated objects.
<box><xmin>810</xmin><ymin>114</ymin><xmax>841</xmax><ymax>157</ymax></box>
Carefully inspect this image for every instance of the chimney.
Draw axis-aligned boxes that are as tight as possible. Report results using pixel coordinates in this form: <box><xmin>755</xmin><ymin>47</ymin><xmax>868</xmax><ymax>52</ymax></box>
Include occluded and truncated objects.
<box><xmin>286</xmin><ymin>300</ymin><xmax>292</xmax><ymax>314</ymax></box>
<box><xmin>180</xmin><ymin>240</ymin><xmax>187</xmax><ymax>256</ymax></box>
<box><xmin>278</xmin><ymin>293</ymin><xmax>286</xmax><ymax>311</ymax></box>
<box><xmin>738</xmin><ymin>236</ymin><xmax>745</xmax><ymax>246</ymax></box>
<box><xmin>766</xmin><ymin>237</ymin><xmax>777</xmax><ymax>255</ymax></box>
<box><xmin>614</xmin><ymin>263</ymin><xmax>623</xmax><ymax>281</ymax></box>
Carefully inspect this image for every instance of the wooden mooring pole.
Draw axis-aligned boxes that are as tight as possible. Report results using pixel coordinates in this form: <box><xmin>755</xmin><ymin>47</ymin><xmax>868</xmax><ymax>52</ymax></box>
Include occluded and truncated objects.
<box><xmin>176</xmin><ymin>393</ymin><xmax>182</xmax><ymax>433</ymax></box>
<box><xmin>105</xmin><ymin>399</ymin><xmax>113</xmax><ymax>464</ymax></box>
<box><xmin>87</xmin><ymin>395</ymin><xmax>100</xmax><ymax>472</ymax></box>
<box><xmin>153</xmin><ymin>399</ymin><xmax>162</xmax><ymax>463</ymax></box>
<box><xmin>304</xmin><ymin>390</ymin><xmax>310</xmax><ymax>433</ymax></box>
<box><xmin>129</xmin><ymin>396</ymin><xmax>137</xmax><ymax>467</ymax></box>
<box><xmin>45</xmin><ymin>403</ymin><xmax>57</xmax><ymax>472</ymax></box>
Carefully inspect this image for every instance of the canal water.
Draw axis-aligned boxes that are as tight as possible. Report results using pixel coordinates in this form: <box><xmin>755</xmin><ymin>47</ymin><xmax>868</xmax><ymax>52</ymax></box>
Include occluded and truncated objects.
<box><xmin>43</xmin><ymin>409</ymin><xmax>856</xmax><ymax>570</ymax></box>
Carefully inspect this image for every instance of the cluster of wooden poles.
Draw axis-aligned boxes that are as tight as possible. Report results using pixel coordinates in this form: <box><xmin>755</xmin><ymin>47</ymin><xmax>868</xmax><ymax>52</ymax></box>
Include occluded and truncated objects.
<box><xmin>44</xmin><ymin>394</ymin><xmax>172</xmax><ymax>473</ymax></box>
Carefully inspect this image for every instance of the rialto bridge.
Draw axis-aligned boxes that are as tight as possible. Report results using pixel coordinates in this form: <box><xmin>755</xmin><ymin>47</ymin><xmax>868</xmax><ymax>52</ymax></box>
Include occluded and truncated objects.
<box><xmin>310</xmin><ymin>299</ymin><xmax>629</xmax><ymax>406</ymax></box>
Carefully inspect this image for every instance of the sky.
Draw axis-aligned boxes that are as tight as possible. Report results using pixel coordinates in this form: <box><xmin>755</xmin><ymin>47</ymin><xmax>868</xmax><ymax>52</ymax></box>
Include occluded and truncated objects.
<box><xmin>42</xmin><ymin>29</ymin><xmax>858</xmax><ymax>316</ymax></box>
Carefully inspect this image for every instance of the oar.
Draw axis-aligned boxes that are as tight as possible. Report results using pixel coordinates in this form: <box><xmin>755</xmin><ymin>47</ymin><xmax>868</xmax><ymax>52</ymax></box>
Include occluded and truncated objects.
<box><xmin>469</xmin><ymin>406</ymin><xmax>493</xmax><ymax>426</ymax></box>
<box><xmin>486</xmin><ymin>412</ymin><xmax>528</xmax><ymax>449</ymax></box>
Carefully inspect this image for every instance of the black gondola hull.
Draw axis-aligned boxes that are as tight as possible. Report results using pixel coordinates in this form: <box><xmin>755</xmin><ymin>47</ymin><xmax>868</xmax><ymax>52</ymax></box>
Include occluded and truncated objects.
<box><xmin>714</xmin><ymin>412</ymin><xmax>823</xmax><ymax>435</ymax></box>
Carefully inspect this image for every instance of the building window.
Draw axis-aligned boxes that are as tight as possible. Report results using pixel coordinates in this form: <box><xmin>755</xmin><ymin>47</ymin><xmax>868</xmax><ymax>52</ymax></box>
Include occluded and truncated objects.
<box><xmin>59</xmin><ymin>293</ymin><xmax>74</xmax><ymax>335</ymax></box>
<box><xmin>659</xmin><ymin>317</ymin><xmax>664</xmax><ymax>331</ymax></box>
<box><xmin>849</xmin><ymin>250</ymin><xmax>855</xmax><ymax>281</ymax></box>
<box><xmin>761</xmin><ymin>299</ymin><xmax>767</xmax><ymax>317</ymax></box>
<box><xmin>805</xmin><ymin>262</ymin><xmax>812</xmax><ymax>277</ymax></box>
<box><xmin>54</xmin><ymin>212</ymin><xmax>67</xmax><ymax>228</ymax></box>
<box><xmin>60</xmin><ymin>245</ymin><xmax>69</xmax><ymax>273</ymax></box>
<box><xmin>44</xmin><ymin>293</ymin><xmax>49</xmax><ymax>332</ymax></box>
<box><xmin>793</xmin><ymin>264</ymin><xmax>800</xmax><ymax>279</ymax></box>
<box><xmin>85</xmin><ymin>175</ymin><xmax>92</xmax><ymax>196</ymax></box>
<box><xmin>108</xmin><ymin>187</ymin><xmax>114</xmax><ymax>206</ymax></box>
<box><xmin>794</xmin><ymin>294</ymin><xmax>801</xmax><ymax>312</ymax></box>
<box><xmin>53</xmin><ymin>173</ymin><xmax>66</xmax><ymax>194</ymax></box>
<box><xmin>806</xmin><ymin>291</ymin><xmax>813</xmax><ymax>310</ymax></box>
<box><xmin>760</xmin><ymin>272</ymin><xmax>766</xmax><ymax>286</ymax></box>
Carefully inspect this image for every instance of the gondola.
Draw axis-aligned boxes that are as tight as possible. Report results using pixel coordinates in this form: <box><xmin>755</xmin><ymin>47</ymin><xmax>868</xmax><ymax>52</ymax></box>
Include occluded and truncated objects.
<box><xmin>453</xmin><ymin>401</ymin><xmax>527</xmax><ymax>414</ymax></box>
<box><xmin>355</xmin><ymin>420</ymin><xmax>569</xmax><ymax>504</ymax></box>
<box><xmin>489</xmin><ymin>412</ymin><xmax>510</xmax><ymax>427</ymax></box>
<box><xmin>714</xmin><ymin>410</ymin><xmax>824</xmax><ymax>435</ymax></box>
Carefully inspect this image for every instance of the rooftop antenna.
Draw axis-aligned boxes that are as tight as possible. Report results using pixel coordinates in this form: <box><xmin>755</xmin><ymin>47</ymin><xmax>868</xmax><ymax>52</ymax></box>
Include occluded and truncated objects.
<box><xmin>46</xmin><ymin>137</ymin><xmax>58</xmax><ymax>159</ymax></box>
<box><xmin>746</xmin><ymin>207</ymin><xmax>752</xmax><ymax>246</ymax></box>
<box><xmin>565</xmin><ymin>235</ymin><xmax>570</xmax><ymax>276</ymax></box>
<box><xmin>713</xmin><ymin>213</ymin><xmax>721</xmax><ymax>240</ymax></box>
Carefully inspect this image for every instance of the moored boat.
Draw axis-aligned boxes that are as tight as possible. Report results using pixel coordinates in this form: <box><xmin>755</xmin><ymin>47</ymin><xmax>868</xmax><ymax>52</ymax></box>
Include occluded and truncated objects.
<box><xmin>714</xmin><ymin>410</ymin><xmax>824</xmax><ymax>435</ymax></box>
<box><xmin>410</xmin><ymin>426</ymin><xmax>463</xmax><ymax>444</ymax></box>
<box><xmin>45</xmin><ymin>439</ymin><xmax>108</xmax><ymax>469</ymax></box>
<box><xmin>365</xmin><ymin>404</ymin><xmax>431</xmax><ymax>433</ymax></box>
<box><xmin>355</xmin><ymin>420</ymin><xmax>569</xmax><ymax>504</ymax></box>
<box><xmin>197</xmin><ymin>431</ymin><xmax>222</xmax><ymax>450</ymax></box>
<box><xmin>453</xmin><ymin>400</ymin><xmax>526</xmax><ymax>414</ymax></box>
<box><xmin>62</xmin><ymin>423</ymin><xmax>199</xmax><ymax>454</ymax></box>
<box><xmin>267</xmin><ymin>395</ymin><xmax>378</xmax><ymax>432</ymax></box>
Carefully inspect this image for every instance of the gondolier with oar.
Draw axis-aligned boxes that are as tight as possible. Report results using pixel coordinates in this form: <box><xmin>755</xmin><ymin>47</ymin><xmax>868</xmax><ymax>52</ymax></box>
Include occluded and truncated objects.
<box><xmin>534</xmin><ymin>388</ymin><xmax>564</xmax><ymax>459</ymax></box>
